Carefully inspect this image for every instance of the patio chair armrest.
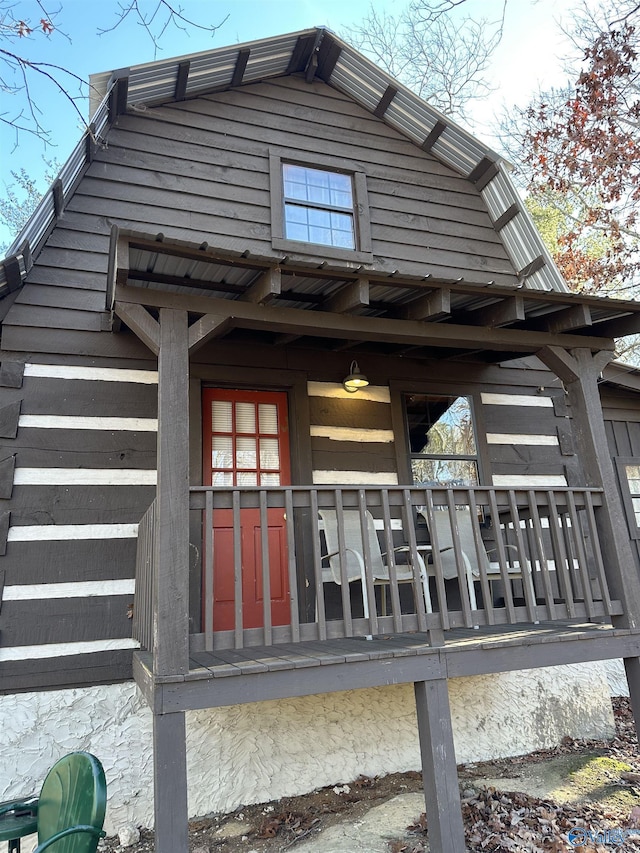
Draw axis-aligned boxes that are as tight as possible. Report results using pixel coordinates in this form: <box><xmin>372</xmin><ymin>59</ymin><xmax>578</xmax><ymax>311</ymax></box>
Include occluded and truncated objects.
<box><xmin>35</xmin><ymin>825</ymin><xmax>106</xmax><ymax>853</ymax></box>
<box><xmin>321</xmin><ymin>547</ymin><xmax>365</xmax><ymax>583</ymax></box>
<box><xmin>0</xmin><ymin>798</ymin><xmax>38</xmax><ymax>818</ymax></box>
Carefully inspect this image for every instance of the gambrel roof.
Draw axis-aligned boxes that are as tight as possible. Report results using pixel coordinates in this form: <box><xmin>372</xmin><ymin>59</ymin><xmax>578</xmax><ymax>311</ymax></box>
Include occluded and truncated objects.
<box><xmin>2</xmin><ymin>26</ymin><xmax>640</xmax><ymax>347</ymax></box>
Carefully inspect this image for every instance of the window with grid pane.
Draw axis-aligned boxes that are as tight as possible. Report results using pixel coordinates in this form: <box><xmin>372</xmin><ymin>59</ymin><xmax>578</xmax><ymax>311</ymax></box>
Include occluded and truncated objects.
<box><xmin>282</xmin><ymin>164</ymin><xmax>355</xmax><ymax>250</ymax></box>
<box><xmin>210</xmin><ymin>397</ymin><xmax>283</xmax><ymax>487</ymax></box>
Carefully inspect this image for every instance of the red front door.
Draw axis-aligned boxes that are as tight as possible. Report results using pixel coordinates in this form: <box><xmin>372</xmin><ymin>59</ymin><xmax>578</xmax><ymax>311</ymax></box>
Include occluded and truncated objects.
<box><xmin>202</xmin><ymin>388</ymin><xmax>291</xmax><ymax>631</ymax></box>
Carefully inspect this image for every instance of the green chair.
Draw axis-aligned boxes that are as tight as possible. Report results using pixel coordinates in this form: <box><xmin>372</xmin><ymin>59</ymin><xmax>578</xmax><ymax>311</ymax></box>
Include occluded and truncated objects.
<box><xmin>0</xmin><ymin>752</ymin><xmax>106</xmax><ymax>853</ymax></box>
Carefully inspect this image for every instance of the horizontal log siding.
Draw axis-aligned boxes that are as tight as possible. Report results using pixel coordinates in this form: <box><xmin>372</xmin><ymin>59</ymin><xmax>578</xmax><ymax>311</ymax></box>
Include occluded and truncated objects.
<box><xmin>0</xmin><ymin>361</ymin><xmax>157</xmax><ymax>692</ymax></box>
<box><xmin>480</xmin><ymin>390</ymin><xmax>579</xmax><ymax>486</ymax></box>
<box><xmin>308</xmin><ymin>383</ymin><xmax>398</xmax><ymax>484</ymax></box>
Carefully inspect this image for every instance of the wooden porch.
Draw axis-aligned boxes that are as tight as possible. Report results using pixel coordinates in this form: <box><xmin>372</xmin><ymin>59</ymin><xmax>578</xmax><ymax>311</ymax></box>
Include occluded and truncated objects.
<box><xmin>112</xmin><ymin>261</ymin><xmax>640</xmax><ymax>853</ymax></box>
<box><xmin>133</xmin><ymin>484</ymin><xmax>624</xmax><ymax>661</ymax></box>
<box><xmin>131</xmin><ymin>480</ymin><xmax>640</xmax><ymax>853</ymax></box>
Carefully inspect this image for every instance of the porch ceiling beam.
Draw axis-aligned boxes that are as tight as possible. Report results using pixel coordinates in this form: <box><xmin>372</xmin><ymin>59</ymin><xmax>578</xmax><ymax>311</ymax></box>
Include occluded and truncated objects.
<box><xmin>116</xmin><ymin>284</ymin><xmax>617</xmax><ymax>354</ymax></box>
<box><xmin>273</xmin><ymin>333</ymin><xmax>302</xmax><ymax>346</ymax></box>
<box><xmin>242</xmin><ymin>268</ymin><xmax>281</xmax><ymax>304</ymax></box>
<box><xmin>114</xmin><ymin>302</ymin><xmax>160</xmax><ymax>355</ymax></box>
<box><xmin>188</xmin><ymin>314</ymin><xmax>232</xmax><ymax>353</ymax></box>
<box><xmin>590</xmin><ymin>312</ymin><xmax>640</xmax><ymax>339</ymax></box>
<box><xmin>402</xmin><ymin>288</ymin><xmax>451</xmax><ymax>321</ymax></box>
<box><xmin>543</xmin><ymin>304</ymin><xmax>592</xmax><ymax>334</ymax></box>
<box><xmin>467</xmin><ymin>295</ymin><xmax>525</xmax><ymax>328</ymax></box>
<box><xmin>324</xmin><ymin>278</ymin><xmax>369</xmax><ymax>314</ymax></box>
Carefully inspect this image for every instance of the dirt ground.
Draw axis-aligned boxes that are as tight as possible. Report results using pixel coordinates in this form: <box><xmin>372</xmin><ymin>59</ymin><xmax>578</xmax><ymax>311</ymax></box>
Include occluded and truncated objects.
<box><xmin>101</xmin><ymin>697</ymin><xmax>640</xmax><ymax>853</ymax></box>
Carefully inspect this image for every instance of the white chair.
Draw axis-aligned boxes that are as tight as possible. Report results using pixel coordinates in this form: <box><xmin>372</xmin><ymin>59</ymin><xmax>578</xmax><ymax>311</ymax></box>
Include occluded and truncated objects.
<box><xmin>318</xmin><ymin>509</ymin><xmax>432</xmax><ymax>620</ymax></box>
<box><xmin>417</xmin><ymin>507</ymin><xmax>537</xmax><ymax>617</ymax></box>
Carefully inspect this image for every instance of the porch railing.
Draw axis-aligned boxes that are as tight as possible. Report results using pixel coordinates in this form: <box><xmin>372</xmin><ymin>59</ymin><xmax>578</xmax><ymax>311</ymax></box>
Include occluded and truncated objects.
<box><xmin>134</xmin><ymin>485</ymin><xmax>620</xmax><ymax>655</ymax></box>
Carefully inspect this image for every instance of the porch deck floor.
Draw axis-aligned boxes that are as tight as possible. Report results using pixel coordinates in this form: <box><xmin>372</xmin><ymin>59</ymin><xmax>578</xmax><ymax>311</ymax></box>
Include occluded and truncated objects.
<box><xmin>133</xmin><ymin>620</ymin><xmax>640</xmax><ymax>713</ymax></box>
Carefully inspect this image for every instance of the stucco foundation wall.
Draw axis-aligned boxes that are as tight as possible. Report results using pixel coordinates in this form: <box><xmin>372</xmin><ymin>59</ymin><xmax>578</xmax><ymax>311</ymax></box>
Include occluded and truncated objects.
<box><xmin>0</xmin><ymin>661</ymin><xmax>616</xmax><ymax>834</ymax></box>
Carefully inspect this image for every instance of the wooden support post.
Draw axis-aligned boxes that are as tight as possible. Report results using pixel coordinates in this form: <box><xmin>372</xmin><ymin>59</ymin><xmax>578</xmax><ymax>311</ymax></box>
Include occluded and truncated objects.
<box><xmin>538</xmin><ymin>346</ymin><xmax>640</xmax><ymax>629</ymax></box>
<box><xmin>414</xmin><ymin>679</ymin><xmax>466</xmax><ymax>853</ymax></box>
<box><xmin>624</xmin><ymin>658</ymin><xmax>640</xmax><ymax>738</ymax></box>
<box><xmin>153</xmin><ymin>710</ymin><xmax>189</xmax><ymax>853</ymax></box>
<box><xmin>154</xmin><ymin>308</ymin><xmax>190</xmax><ymax>677</ymax></box>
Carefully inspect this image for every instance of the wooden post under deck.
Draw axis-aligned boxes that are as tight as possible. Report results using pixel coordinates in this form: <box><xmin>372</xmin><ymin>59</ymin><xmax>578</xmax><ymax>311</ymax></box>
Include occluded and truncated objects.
<box><xmin>539</xmin><ymin>346</ymin><xmax>640</xmax><ymax>735</ymax></box>
<box><xmin>153</xmin><ymin>711</ymin><xmax>189</xmax><ymax>853</ymax></box>
<box><xmin>414</xmin><ymin>679</ymin><xmax>466</xmax><ymax>853</ymax></box>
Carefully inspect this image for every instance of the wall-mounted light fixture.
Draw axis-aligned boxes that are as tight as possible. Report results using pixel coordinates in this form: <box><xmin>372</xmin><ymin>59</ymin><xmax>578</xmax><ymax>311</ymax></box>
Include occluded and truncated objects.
<box><xmin>343</xmin><ymin>360</ymin><xmax>369</xmax><ymax>393</ymax></box>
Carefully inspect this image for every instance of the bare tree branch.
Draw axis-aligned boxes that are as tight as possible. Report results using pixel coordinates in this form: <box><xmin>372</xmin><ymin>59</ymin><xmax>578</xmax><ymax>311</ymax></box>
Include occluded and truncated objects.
<box><xmin>343</xmin><ymin>0</ymin><xmax>506</xmax><ymax>121</ymax></box>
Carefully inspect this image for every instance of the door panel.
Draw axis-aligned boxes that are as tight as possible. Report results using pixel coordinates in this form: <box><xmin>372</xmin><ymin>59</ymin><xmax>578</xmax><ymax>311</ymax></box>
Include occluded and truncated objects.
<box><xmin>203</xmin><ymin>389</ymin><xmax>291</xmax><ymax>631</ymax></box>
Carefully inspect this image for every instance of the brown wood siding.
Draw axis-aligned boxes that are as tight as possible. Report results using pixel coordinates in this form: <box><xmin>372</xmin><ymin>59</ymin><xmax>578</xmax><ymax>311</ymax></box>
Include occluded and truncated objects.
<box><xmin>3</xmin><ymin>74</ymin><xmax>519</xmax><ymax>362</ymax></box>
<box><xmin>0</xmin><ymin>650</ymin><xmax>133</xmax><ymax>695</ymax></box>
<box><xmin>1</xmin><ymin>539</ymin><xmax>136</xmax><ymax>585</ymax></box>
<box><xmin>604</xmin><ymin>409</ymin><xmax>640</xmax><ymax>571</ymax></box>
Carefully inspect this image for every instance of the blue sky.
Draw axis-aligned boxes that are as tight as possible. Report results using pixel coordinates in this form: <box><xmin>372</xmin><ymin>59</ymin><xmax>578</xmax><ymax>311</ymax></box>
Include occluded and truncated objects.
<box><xmin>1</xmin><ymin>0</ymin><xmax>580</xmax><ymax>248</ymax></box>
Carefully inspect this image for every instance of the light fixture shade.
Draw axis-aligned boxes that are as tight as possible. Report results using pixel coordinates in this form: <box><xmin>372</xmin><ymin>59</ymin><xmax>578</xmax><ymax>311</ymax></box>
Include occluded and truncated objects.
<box><xmin>343</xmin><ymin>360</ymin><xmax>369</xmax><ymax>393</ymax></box>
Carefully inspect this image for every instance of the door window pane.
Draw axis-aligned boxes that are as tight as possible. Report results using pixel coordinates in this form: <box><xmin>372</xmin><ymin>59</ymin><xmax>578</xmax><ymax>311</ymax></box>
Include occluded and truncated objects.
<box><xmin>236</xmin><ymin>437</ymin><xmax>257</xmax><ymax>469</ymax></box>
<box><xmin>211</xmin><ymin>436</ymin><xmax>233</xmax><ymax>470</ymax></box>
<box><xmin>211</xmin><ymin>401</ymin><xmax>232</xmax><ymax>432</ymax></box>
<box><xmin>260</xmin><ymin>438</ymin><xmax>280</xmax><ymax>470</ymax></box>
<box><xmin>258</xmin><ymin>404</ymin><xmax>278</xmax><ymax>434</ymax></box>
<box><xmin>235</xmin><ymin>403</ymin><xmax>256</xmax><ymax>434</ymax></box>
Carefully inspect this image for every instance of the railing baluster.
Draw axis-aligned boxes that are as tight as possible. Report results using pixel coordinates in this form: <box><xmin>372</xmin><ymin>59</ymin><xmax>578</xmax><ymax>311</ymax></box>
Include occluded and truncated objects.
<box><xmin>468</xmin><ymin>489</ymin><xmax>493</xmax><ymax>626</ymax></box>
<box><xmin>358</xmin><ymin>490</ymin><xmax>378</xmax><ymax>636</ymax></box>
<box><xmin>547</xmin><ymin>491</ymin><xmax>576</xmax><ymax>618</ymax></box>
<box><xmin>583</xmin><ymin>491</ymin><xmax>613</xmax><ymax>615</ymax></box>
<box><xmin>204</xmin><ymin>490</ymin><xmax>214</xmax><ymax>651</ymax></box>
<box><xmin>381</xmin><ymin>489</ymin><xmax>403</xmax><ymax>632</ymax></box>
<box><xmin>335</xmin><ymin>490</ymin><xmax>354</xmax><ymax>636</ymax></box>
<box><xmin>311</xmin><ymin>489</ymin><xmax>327</xmax><ymax>640</ymax></box>
<box><xmin>260</xmin><ymin>490</ymin><xmax>272</xmax><ymax>646</ymax></box>
<box><xmin>505</xmin><ymin>491</ymin><xmax>537</xmax><ymax>622</ymax></box>
<box><xmin>567</xmin><ymin>490</ymin><xmax>596</xmax><ymax>618</ymax></box>
<box><xmin>527</xmin><ymin>490</ymin><xmax>556</xmax><ymax>621</ymax></box>
<box><xmin>446</xmin><ymin>491</ymin><xmax>474</xmax><ymax>628</ymax></box>
<box><xmin>422</xmin><ymin>491</ymin><xmax>449</xmax><ymax>630</ymax></box>
<box><xmin>233</xmin><ymin>490</ymin><xmax>243</xmax><ymax>649</ymax></box>
<box><xmin>488</xmin><ymin>490</ymin><xmax>517</xmax><ymax>622</ymax></box>
<box><xmin>284</xmin><ymin>489</ymin><xmax>300</xmax><ymax>643</ymax></box>
<box><xmin>403</xmin><ymin>489</ymin><xmax>428</xmax><ymax>632</ymax></box>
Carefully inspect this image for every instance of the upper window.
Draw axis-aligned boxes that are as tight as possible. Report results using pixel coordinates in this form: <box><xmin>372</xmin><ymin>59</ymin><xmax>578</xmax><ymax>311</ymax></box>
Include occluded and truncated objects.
<box><xmin>270</xmin><ymin>151</ymin><xmax>373</xmax><ymax>263</ymax></box>
<box><xmin>283</xmin><ymin>165</ymin><xmax>355</xmax><ymax>250</ymax></box>
<box><xmin>405</xmin><ymin>393</ymin><xmax>479</xmax><ymax>487</ymax></box>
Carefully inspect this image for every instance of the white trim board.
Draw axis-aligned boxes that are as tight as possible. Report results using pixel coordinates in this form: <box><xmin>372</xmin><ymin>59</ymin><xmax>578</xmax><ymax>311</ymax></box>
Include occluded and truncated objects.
<box><xmin>307</xmin><ymin>382</ymin><xmax>391</xmax><ymax>403</ymax></box>
<box><xmin>486</xmin><ymin>434</ymin><xmax>559</xmax><ymax>446</ymax></box>
<box><xmin>7</xmin><ymin>523</ymin><xmax>139</xmax><ymax>541</ymax></box>
<box><xmin>13</xmin><ymin>468</ymin><xmax>157</xmax><ymax>486</ymax></box>
<box><xmin>18</xmin><ymin>415</ymin><xmax>158</xmax><ymax>431</ymax></box>
<box><xmin>310</xmin><ymin>426</ymin><xmax>394</xmax><ymax>443</ymax></box>
<box><xmin>3</xmin><ymin>580</ymin><xmax>136</xmax><ymax>600</ymax></box>
<box><xmin>24</xmin><ymin>364</ymin><xmax>158</xmax><ymax>384</ymax></box>
<box><xmin>481</xmin><ymin>393</ymin><xmax>554</xmax><ymax>408</ymax></box>
<box><xmin>0</xmin><ymin>638</ymin><xmax>140</xmax><ymax>662</ymax></box>
<box><xmin>312</xmin><ymin>470</ymin><xmax>399</xmax><ymax>485</ymax></box>
<box><xmin>492</xmin><ymin>475</ymin><xmax>568</xmax><ymax>487</ymax></box>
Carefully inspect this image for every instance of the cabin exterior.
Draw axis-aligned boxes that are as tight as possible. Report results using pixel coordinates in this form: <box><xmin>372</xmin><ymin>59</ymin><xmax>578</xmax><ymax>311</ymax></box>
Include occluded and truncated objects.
<box><xmin>2</xmin><ymin>29</ymin><xmax>640</xmax><ymax>853</ymax></box>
